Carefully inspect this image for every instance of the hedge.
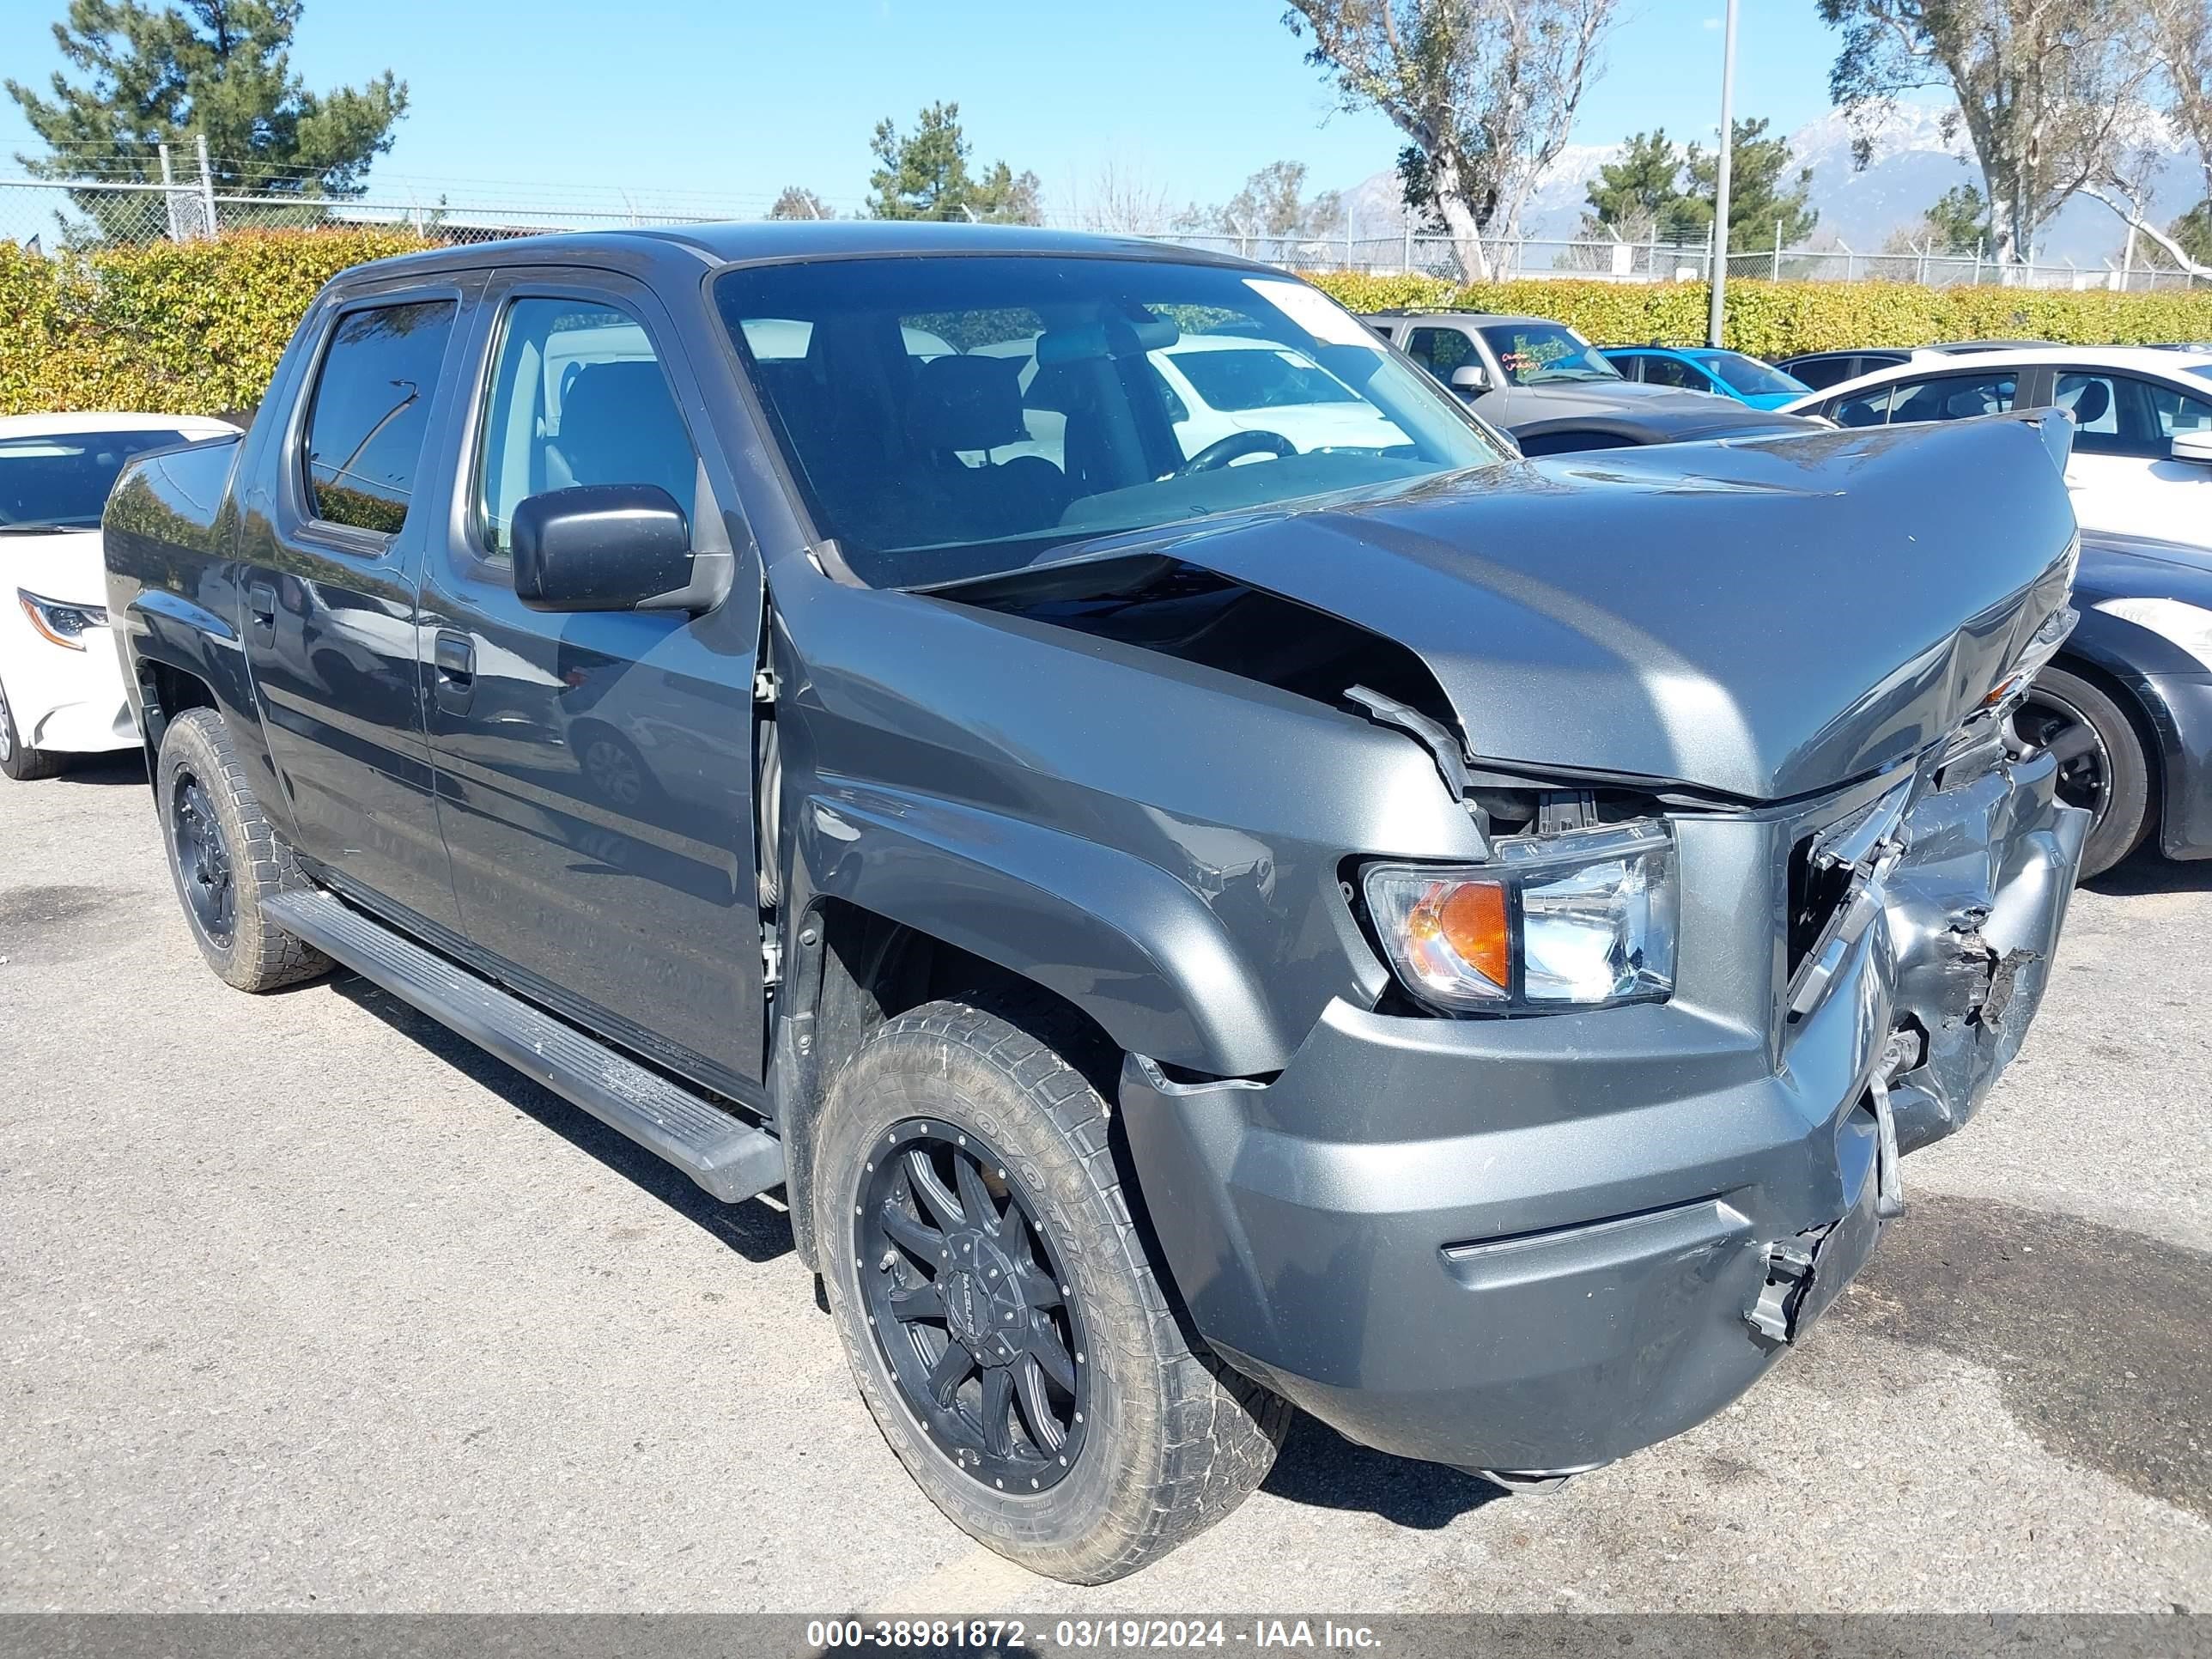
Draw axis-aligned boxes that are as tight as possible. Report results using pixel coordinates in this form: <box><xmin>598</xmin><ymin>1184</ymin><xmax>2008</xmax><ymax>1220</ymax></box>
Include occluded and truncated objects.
<box><xmin>0</xmin><ymin>228</ymin><xmax>430</xmax><ymax>416</ymax></box>
<box><xmin>5</xmin><ymin>227</ymin><xmax>2211</xmax><ymax>416</ymax></box>
<box><xmin>1301</xmin><ymin>270</ymin><xmax>2212</xmax><ymax>358</ymax></box>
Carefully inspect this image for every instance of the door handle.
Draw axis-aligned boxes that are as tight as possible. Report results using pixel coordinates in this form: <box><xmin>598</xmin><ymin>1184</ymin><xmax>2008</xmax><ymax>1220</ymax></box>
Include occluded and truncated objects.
<box><xmin>247</xmin><ymin>580</ymin><xmax>276</xmax><ymax>632</ymax></box>
<box><xmin>433</xmin><ymin>630</ymin><xmax>476</xmax><ymax>710</ymax></box>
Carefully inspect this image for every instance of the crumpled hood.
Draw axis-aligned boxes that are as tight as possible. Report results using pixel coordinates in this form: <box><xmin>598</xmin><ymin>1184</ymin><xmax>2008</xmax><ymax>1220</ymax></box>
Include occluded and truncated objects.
<box><xmin>1165</xmin><ymin>414</ymin><xmax>2079</xmax><ymax>801</ymax></box>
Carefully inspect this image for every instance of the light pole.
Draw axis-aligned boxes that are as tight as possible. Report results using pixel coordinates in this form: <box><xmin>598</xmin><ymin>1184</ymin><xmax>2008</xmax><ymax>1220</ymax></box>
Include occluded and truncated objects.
<box><xmin>1706</xmin><ymin>0</ymin><xmax>1739</xmax><ymax>348</ymax></box>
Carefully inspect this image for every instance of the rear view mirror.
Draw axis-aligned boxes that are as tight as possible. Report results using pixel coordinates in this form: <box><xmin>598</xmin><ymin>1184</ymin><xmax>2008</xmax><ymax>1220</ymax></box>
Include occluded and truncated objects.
<box><xmin>2171</xmin><ymin>431</ymin><xmax>2212</xmax><ymax>466</ymax></box>
<box><xmin>511</xmin><ymin>484</ymin><xmax>729</xmax><ymax>614</ymax></box>
<box><xmin>1449</xmin><ymin>364</ymin><xmax>1492</xmax><ymax>396</ymax></box>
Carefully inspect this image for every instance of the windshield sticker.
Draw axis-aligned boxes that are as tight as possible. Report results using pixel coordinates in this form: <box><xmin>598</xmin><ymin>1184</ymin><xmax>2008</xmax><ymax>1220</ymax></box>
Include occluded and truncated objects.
<box><xmin>1244</xmin><ymin>278</ymin><xmax>1380</xmax><ymax>349</ymax></box>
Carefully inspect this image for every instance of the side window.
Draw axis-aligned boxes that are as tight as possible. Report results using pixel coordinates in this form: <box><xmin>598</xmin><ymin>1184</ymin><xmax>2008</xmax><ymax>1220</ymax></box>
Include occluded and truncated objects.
<box><xmin>1885</xmin><ymin>372</ymin><xmax>2018</xmax><ymax>426</ymax></box>
<box><xmin>1829</xmin><ymin>384</ymin><xmax>1894</xmax><ymax>428</ymax></box>
<box><xmin>2152</xmin><ymin>380</ymin><xmax>2212</xmax><ymax>440</ymax></box>
<box><xmin>1640</xmin><ymin>355</ymin><xmax>1702</xmax><ymax>390</ymax></box>
<box><xmin>474</xmin><ymin>296</ymin><xmax>699</xmax><ymax>560</ymax></box>
<box><xmin>302</xmin><ymin>299</ymin><xmax>458</xmax><ymax>536</ymax></box>
<box><xmin>1785</xmin><ymin>356</ymin><xmax>1842</xmax><ymax>391</ymax></box>
<box><xmin>1406</xmin><ymin>327</ymin><xmax>1475</xmax><ymax>379</ymax></box>
<box><xmin>2057</xmin><ymin>372</ymin><xmax>2212</xmax><ymax>456</ymax></box>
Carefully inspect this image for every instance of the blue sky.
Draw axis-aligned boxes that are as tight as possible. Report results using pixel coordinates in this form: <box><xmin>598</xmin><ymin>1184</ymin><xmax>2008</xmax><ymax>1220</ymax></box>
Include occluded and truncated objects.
<box><xmin>2</xmin><ymin>1</ymin><xmax>1848</xmax><ymax>212</ymax></box>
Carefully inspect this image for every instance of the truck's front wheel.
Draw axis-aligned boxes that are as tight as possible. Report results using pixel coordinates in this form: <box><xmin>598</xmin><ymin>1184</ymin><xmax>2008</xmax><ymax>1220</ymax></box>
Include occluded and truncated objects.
<box><xmin>814</xmin><ymin>995</ymin><xmax>1288</xmax><ymax>1583</ymax></box>
<box><xmin>155</xmin><ymin>709</ymin><xmax>331</xmax><ymax>992</ymax></box>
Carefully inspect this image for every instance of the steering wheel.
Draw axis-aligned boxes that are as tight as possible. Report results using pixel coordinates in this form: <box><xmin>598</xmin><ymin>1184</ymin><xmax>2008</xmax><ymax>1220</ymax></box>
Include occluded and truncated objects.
<box><xmin>1174</xmin><ymin>430</ymin><xmax>1297</xmax><ymax>476</ymax></box>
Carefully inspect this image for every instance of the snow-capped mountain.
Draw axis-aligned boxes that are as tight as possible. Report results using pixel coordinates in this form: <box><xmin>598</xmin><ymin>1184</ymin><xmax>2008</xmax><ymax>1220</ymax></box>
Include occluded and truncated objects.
<box><xmin>1339</xmin><ymin>104</ymin><xmax>2199</xmax><ymax>265</ymax></box>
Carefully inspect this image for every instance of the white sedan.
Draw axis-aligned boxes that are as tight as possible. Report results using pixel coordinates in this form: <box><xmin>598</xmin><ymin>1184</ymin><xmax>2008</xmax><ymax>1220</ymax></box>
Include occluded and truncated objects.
<box><xmin>1780</xmin><ymin>347</ymin><xmax>2212</xmax><ymax>546</ymax></box>
<box><xmin>1</xmin><ymin>412</ymin><xmax>240</xmax><ymax>780</ymax></box>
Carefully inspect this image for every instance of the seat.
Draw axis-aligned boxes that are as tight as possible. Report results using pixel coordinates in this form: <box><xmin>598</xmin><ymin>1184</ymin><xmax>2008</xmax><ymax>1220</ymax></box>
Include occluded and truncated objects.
<box><xmin>903</xmin><ymin>354</ymin><xmax>1068</xmax><ymax>541</ymax></box>
<box><xmin>550</xmin><ymin>361</ymin><xmax>697</xmax><ymax>515</ymax></box>
<box><xmin>2061</xmin><ymin>378</ymin><xmax>2111</xmax><ymax>428</ymax></box>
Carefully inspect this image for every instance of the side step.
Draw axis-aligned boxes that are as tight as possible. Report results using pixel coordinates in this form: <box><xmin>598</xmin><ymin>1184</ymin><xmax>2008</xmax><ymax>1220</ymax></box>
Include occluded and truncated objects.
<box><xmin>265</xmin><ymin>890</ymin><xmax>784</xmax><ymax>1203</ymax></box>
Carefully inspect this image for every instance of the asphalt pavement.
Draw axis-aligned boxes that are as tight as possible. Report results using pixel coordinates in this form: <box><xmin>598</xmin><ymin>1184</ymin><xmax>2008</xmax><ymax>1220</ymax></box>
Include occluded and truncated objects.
<box><xmin>3</xmin><ymin>757</ymin><xmax>2208</xmax><ymax>1614</ymax></box>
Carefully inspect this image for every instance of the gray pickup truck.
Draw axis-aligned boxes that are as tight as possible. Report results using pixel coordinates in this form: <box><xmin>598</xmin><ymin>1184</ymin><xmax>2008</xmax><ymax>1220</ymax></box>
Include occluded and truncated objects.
<box><xmin>104</xmin><ymin>223</ymin><xmax>2087</xmax><ymax>1583</ymax></box>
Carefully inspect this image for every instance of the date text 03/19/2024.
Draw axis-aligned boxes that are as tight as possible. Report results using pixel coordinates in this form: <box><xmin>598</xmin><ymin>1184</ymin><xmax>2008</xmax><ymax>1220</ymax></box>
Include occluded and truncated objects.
<box><xmin>805</xmin><ymin>1620</ymin><xmax>1384</xmax><ymax>1650</ymax></box>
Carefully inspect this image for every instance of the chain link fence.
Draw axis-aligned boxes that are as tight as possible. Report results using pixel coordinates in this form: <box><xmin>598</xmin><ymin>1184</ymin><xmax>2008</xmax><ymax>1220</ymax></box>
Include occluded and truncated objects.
<box><xmin>3</xmin><ymin>171</ymin><xmax>2203</xmax><ymax>291</ymax></box>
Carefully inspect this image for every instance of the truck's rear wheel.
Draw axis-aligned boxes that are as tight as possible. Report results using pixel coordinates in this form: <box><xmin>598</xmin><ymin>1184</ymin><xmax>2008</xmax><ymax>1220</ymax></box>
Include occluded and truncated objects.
<box><xmin>814</xmin><ymin>995</ymin><xmax>1288</xmax><ymax>1583</ymax></box>
<box><xmin>155</xmin><ymin>708</ymin><xmax>332</xmax><ymax>991</ymax></box>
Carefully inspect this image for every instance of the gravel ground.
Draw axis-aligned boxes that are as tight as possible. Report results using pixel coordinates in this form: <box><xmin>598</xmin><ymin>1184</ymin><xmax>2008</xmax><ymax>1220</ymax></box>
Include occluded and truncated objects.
<box><xmin>2</xmin><ymin>757</ymin><xmax>2207</xmax><ymax>1616</ymax></box>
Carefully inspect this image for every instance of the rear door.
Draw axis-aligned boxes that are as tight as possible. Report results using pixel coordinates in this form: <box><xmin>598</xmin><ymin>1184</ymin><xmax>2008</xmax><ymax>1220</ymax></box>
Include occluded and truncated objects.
<box><xmin>241</xmin><ymin>278</ymin><xmax>479</xmax><ymax>934</ymax></box>
<box><xmin>2048</xmin><ymin>368</ymin><xmax>2212</xmax><ymax>543</ymax></box>
<box><xmin>420</xmin><ymin>267</ymin><xmax>767</xmax><ymax>1098</ymax></box>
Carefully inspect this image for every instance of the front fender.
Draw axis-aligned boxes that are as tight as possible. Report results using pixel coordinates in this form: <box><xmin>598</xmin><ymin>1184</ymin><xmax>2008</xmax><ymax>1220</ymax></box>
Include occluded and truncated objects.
<box><xmin>793</xmin><ymin>781</ymin><xmax>1292</xmax><ymax>1075</ymax></box>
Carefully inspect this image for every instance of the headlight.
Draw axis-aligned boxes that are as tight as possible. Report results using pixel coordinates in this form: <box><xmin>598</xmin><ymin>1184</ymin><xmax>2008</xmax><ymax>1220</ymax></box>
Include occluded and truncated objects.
<box><xmin>17</xmin><ymin>588</ymin><xmax>108</xmax><ymax>652</ymax></box>
<box><xmin>2094</xmin><ymin>597</ymin><xmax>2212</xmax><ymax>673</ymax></box>
<box><xmin>1364</xmin><ymin>819</ymin><xmax>1677</xmax><ymax>1012</ymax></box>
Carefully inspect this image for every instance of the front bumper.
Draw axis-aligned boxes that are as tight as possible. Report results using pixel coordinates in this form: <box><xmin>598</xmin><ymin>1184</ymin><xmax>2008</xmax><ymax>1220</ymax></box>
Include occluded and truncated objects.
<box><xmin>1121</xmin><ymin>747</ymin><xmax>2086</xmax><ymax>1477</ymax></box>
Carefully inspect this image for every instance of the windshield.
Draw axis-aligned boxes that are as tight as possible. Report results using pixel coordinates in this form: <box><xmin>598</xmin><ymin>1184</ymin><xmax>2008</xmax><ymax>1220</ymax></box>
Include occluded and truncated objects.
<box><xmin>714</xmin><ymin>256</ymin><xmax>1510</xmax><ymax>588</ymax></box>
<box><xmin>1696</xmin><ymin>351</ymin><xmax>1807</xmax><ymax>397</ymax></box>
<box><xmin>1478</xmin><ymin>323</ymin><xmax>1621</xmax><ymax>386</ymax></box>
<box><xmin>0</xmin><ymin>428</ymin><xmax>198</xmax><ymax>531</ymax></box>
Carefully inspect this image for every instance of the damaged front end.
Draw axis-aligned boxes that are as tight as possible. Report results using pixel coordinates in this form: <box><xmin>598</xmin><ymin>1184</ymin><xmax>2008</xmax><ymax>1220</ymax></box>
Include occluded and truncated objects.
<box><xmin>1114</xmin><ymin>620</ymin><xmax>2087</xmax><ymax>1485</ymax></box>
<box><xmin>1785</xmin><ymin>606</ymin><xmax>2087</xmax><ymax>1166</ymax></box>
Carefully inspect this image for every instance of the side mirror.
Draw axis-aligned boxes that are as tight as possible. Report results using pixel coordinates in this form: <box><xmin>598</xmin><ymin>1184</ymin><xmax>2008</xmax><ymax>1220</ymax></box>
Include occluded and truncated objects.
<box><xmin>511</xmin><ymin>483</ymin><xmax>729</xmax><ymax>613</ymax></box>
<box><xmin>1449</xmin><ymin>364</ymin><xmax>1492</xmax><ymax>396</ymax></box>
<box><xmin>2171</xmin><ymin>431</ymin><xmax>2212</xmax><ymax>466</ymax></box>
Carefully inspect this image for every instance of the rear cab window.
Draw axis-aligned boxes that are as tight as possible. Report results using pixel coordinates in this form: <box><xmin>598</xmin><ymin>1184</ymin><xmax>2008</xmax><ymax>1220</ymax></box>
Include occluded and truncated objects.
<box><xmin>301</xmin><ymin>299</ymin><xmax>458</xmax><ymax>538</ymax></box>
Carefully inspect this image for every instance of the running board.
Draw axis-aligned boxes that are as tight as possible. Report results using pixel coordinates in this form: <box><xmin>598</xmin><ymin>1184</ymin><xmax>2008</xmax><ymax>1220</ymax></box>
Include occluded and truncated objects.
<box><xmin>264</xmin><ymin>890</ymin><xmax>784</xmax><ymax>1203</ymax></box>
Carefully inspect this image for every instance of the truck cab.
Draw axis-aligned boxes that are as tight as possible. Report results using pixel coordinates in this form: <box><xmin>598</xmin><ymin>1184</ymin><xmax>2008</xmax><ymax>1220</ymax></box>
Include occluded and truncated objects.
<box><xmin>105</xmin><ymin>224</ymin><xmax>2087</xmax><ymax>1583</ymax></box>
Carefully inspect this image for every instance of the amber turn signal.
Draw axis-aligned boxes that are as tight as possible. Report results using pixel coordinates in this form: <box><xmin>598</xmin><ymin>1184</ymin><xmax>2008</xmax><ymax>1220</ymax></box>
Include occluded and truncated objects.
<box><xmin>1407</xmin><ymin>878</ymin><xmax>1510</xmax><ymax>994</ymax></box>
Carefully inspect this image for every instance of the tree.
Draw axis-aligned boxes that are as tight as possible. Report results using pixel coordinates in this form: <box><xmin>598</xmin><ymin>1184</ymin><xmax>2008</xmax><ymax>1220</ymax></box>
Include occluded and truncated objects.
<box><xmin>2077</xmin><ymin>0</ymin><xmax>2211</xmax><ymax>278</ymax></box>
<box><xmin>7</xmin><ymin>0</ymin><xmax>406</xmax><ymax>240</ymax></box>
<box><xmin>1214</xmin><ymin>160</ymin><xmax>1344</xmax><ymax>252</ymax></box>
<box><xmin>1818</xmin><ymin>0</ymin><xmax>2152</xmax><ymax>268</ymax></box>
<box><xmin>1578</xmin><ymin>129</ymin><xmax>1700</xmax><ymax>242</ymax></box>
<box><xmin>2176</xmin><ymin>200</ymin><xmax>2212</xmax><ymax>265</ymax></box>
<box><xmin>1914</xmin><ymin>181</ymin><xmax>1990</xmax><ymax>254</ymax></box>
<box><xmin>1283</xmin><ymin>0</ymin><xmax>1620</xmax><ymax>282</ymax></box>
<box><xmin>1074</xmin><ymin>161</ymin><xmax>1182</xmax><ymax>234</ymax></box>
<box><xmin>1683</xmin><ymin>118</ymin><xmax>1820</xmax><ymax>251</ymax></box>
<box><xmin>865</xmin><ymin>101</ymin><xmax>1042</xmax><ymax>224</ymax></box>
<box><xmin>768</xmin><ymin>185</ymin><xmax>832</xmax><ymax>221</ymax></box>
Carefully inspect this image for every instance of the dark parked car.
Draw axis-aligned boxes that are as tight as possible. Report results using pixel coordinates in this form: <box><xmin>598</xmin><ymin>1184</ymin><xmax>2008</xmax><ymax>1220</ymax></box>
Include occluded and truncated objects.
<box><xmin>2031</xmin><ymin>529</ymin><xmax>2212</xmax><ymax>876</ymax></box>
<box><xmin>1775</xmin><ymin>341</ymin><xmax>2057</xmax><ymax>392</ymax></box>
<box><xmin>104</xmin><ymin>224</ymin><xmax>2087</xmax><ymax>1582</ymax></box>
<box><xmin>1362</xmin><ymin>310</ymin><xmax>1816</xmax><ymax>452</ymax></box>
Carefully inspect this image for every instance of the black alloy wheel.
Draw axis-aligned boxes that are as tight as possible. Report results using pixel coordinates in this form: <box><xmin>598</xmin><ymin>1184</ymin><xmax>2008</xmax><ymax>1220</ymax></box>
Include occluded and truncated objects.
<box><xmin>856</xmin><ymin>1119</ymin><xmax>1089</xmax><ymax>1494</ymax></box>
<box><xmin>2010</xmin><ymin>665</ymin><xmax>2153</xmax><ymax>879</ymax></box>
<box><xmin>171</xmin><ymin>768</ymin><xmax>236</xmax><ymax>945</ymax></box>
<box><xmin>2014</xmin><ymin>686</ymin><xmax>2111</xmax><ymax>824</ymax></box>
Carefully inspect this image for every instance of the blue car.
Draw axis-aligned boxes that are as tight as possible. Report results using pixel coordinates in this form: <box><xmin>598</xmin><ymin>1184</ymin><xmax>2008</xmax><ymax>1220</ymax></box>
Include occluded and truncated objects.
<box><xmin>1601</xmin><ymin>346</ymin><xmax>1811</xmax><ymax>410</ymax></box>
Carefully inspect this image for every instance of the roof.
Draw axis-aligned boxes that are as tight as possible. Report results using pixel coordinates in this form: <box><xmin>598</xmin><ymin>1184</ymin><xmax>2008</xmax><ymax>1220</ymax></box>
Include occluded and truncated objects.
<box><xmin>333</xmin><ymin>220</ymin><xmax>1262</xmax><ymax>285</ymax></box>
<box><xmin>0</xmin><ymin>412</ymin><xmax>240</xmax><ymax>439</ymax></box>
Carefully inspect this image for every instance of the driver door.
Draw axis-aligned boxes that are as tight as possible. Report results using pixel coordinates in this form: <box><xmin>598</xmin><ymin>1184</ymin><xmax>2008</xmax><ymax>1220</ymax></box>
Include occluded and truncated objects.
<box><xmin>420</xmin><ymin>269</ymin><xmax>768</xmax><ymax>1099</ymax></box>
